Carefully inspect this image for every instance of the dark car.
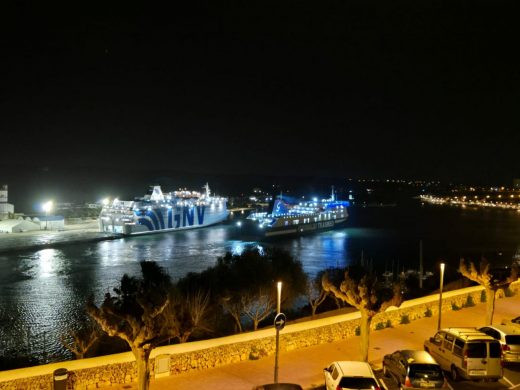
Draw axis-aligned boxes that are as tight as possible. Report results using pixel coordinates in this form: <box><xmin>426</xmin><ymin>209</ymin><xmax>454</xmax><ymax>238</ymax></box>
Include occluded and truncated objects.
<box><xmin>252</xmin><ymin>384</ymin><xmax>303</xmax><ymax>390</ymax></box>
<box><xmin>383</xmin><ymin>350</ymin><xmax>448</xmax><ymax>389</ymax></box>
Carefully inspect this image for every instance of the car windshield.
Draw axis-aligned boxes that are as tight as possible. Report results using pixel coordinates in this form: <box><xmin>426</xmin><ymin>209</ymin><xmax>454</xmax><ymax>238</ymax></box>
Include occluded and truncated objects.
<box><xmin>506</xmin><ymin>336</ymin><xmax>520</xmax><ymax>345</ymax></box>
<box><xmin>339</xmin><ymin>377</ymin><xmax>378</xmax><ymax>389</ymax></box>
<box><xmin>409</xmin><ymin>364</ymin><xmax>443</xmax><ymax>379</ymax></box>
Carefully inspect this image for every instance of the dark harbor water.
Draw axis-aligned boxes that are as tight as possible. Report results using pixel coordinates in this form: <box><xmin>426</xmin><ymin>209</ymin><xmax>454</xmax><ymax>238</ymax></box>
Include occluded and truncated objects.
<box><xmin>1</xmin><ymin>201</ymin><xmax>520</xmax><ymax>364</ymax></box>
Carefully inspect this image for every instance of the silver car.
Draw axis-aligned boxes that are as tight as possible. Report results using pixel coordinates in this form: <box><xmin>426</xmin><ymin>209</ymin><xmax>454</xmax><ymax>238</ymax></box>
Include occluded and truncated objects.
<box><xmin>479</xmin><ymin>324</ymin><xmax>520</xmax><ymax>363</ymax></box>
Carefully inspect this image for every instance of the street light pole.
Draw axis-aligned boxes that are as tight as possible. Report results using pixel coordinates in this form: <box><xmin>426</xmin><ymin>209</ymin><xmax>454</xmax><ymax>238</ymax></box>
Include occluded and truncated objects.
<box><xmin>274</xmin><ymin>281</ymin><xmax>282</xmax><ymax>383</ymax></box>
<box><xmin>42</xmin><ymin>201</ymin><xmax>53</xmax><ymax>231</ymax></box>
<box><xmin>438</xmin><ymin>263</ymin><xmax>445</xmax><ymax>330</ymax></box>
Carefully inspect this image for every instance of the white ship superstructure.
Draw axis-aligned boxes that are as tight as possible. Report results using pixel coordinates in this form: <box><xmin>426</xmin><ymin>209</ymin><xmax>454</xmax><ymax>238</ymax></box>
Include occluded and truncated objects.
<box><xmin>244</xmin><ymin>187</ymin><xmax>349</xmax><ymax>237</ymax></box>
<box><xmin>99</xmin><ymin>184</ymin><xmax>228</xmax><ymax>235</ymax></box>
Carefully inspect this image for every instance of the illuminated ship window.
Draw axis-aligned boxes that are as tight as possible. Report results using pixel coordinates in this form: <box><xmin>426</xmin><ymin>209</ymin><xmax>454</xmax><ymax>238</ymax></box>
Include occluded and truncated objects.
<box><xmin>293</xmin><ymin>220</ymin><xmax>299</xmax><ymax>225</ymax></box>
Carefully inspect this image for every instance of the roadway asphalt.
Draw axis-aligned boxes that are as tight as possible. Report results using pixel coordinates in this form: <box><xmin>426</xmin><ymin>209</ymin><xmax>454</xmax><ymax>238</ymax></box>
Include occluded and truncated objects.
<box><xmin>102</xmin><ymin>294</ymin><xmax>520</xmax><ymax>390</ymax></box>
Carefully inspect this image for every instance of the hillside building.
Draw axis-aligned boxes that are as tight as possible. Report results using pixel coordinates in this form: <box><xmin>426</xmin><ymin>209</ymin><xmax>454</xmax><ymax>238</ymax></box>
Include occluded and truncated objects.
<box><xmin>0</xmin><ymin>185</ymin><xmax>14</xmax><ymax>220</ymax></box>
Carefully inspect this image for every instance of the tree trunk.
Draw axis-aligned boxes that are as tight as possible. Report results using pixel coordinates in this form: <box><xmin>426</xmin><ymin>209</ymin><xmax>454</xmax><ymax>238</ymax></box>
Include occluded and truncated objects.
<box><xmin>231</xmin><ymin>313</ymin><xmax>243</xmax><ymax>333</ymax></box>
<box><xmin>134</xmin><ymin>347</ymin><xmax>152</xmax><ymax>390</ymax></box>
<box><xmin>179</xmin><ymin>331</ymin><xmax>191</xmax><ymax>343</ymax></box>
<box><xmin>485</xmin><ymin>288</ymin><xmax>496</xmax><ymax>325</ymax></box>
<box><xmin>311</xmin><ymin>304</ymin><xmax>317</xmax><ymax>318</ymax></box>
<box><xmin>360</xmin><ymin>311</ymin><xmax>372</xmax><ymax>362</ymax></box>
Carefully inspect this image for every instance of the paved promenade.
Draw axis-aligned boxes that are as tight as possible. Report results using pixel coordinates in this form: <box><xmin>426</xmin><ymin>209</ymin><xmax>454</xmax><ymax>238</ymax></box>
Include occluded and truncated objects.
<box><xmin>102</xmin><ymin>294</ymin><xmax>520</xmax><ymax>390</ymax></box>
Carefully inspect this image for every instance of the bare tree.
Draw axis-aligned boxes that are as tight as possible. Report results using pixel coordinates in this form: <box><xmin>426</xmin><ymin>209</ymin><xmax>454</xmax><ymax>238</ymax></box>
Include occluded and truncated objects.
<box><xmin>221</xmin><ymin>294</ymin><xmax>245</xmax><ymax>333</ymax></box>
<box><xmin>87</xmin><ymin>262</ymin><xmax>179</xmax><ymax>390</ymax></box>
<box><xmin>459</xmin><ymin>258</ymin><xmax>518</xmax><ymax>325</ymax></box>
<box><xmin>61</xmin><ymin>321</ymin><xmax>100</xmax><ymax>359</ymax></box>
<box><xmin>242</xmin><ymin>288</ymin><xmax>275</xmax><ymax>331</ymax></box>
<box><xmin>322</xmin><ymin>268</ymin><xmax>402</xmax><ymax>362</ymax></box>
<box><xmin>306</xmin><ymin>278</ymin><xmax>328</xmax><ymax>318</ymax></box>
<box><xmin>176</xmin><ymin>290</ymin><xmax>212</xmax><ymax>343</ymax></box>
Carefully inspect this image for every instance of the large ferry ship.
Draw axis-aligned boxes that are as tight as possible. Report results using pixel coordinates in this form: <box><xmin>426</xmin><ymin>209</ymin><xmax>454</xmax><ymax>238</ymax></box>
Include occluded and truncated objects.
<box><xmin>240</xmin><ymin>188</ymin><xmax>349</xmax><ymax>237</ymax></box>
<box><xmin>99</xmin><ymin>184</ymin><xmax>228</xmax><ymax>235</ymax></box>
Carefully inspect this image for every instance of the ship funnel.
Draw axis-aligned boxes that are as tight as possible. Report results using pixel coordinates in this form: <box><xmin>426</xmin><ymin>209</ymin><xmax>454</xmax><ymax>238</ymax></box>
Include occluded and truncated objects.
<box><xmin>272</xmin><ymin>199</ymin><xmax>289</xmax><ymax>216</ymax></box>
<box><xmin>204</xmin><ymin>183</ymin><xmax>211</xmax><ymax>198</ymax></box>
<box><xmin>150</xmin><ymin>186</ymin><xmax>165</xmax><ymax>202</ymax></box>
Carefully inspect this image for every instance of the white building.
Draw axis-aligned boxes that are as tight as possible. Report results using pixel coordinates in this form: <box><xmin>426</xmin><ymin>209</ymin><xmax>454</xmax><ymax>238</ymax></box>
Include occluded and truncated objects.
<box><xmin>0</xmin><ymin>218</ymin><xmax>40</xmax><ymax>233</ymax></box>
<box><xmin>36</xmin><ymin>215</ymin><xmax>65</xmax><ymax>230</ymax></box>
<box><xmin>0</xmin><ymin>184</ymin><xmax>15</xmax><ymax>220</ymax></box>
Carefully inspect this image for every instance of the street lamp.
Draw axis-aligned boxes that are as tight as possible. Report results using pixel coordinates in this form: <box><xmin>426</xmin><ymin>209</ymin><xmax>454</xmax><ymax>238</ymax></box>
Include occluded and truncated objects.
<box><xmin>277</xmin><ymin>281</ymin><xmax>282</xmax><ymax>314</ymax></box>
<box><xmin>274</xmin><ymin>281</ymin><xmax>282</xmax><ymax>383</ymax></box>
<box><xmin>42</xmin><ymin>201</ymin><xmax>53</xmax><ymax>230</ymax></box>
<box><xmin>438</xmin><ymin>263</ymin><xmax>445</xmax><ymax>330</ymax></box>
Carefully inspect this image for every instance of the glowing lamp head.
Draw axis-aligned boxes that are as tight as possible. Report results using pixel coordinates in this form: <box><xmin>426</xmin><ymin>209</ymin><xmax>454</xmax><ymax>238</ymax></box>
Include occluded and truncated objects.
<box><xmin>102</xmin><ymin>198</ymin><xmax>110</xmax><ymax>206</ymax></box>
<box><xmin>42</xmin><ymin>201</ymin><xmax>53</xmax><ymax>214</ymax></box>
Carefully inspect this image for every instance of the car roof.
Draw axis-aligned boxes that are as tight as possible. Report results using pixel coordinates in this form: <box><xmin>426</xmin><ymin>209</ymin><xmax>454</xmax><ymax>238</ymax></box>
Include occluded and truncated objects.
<box><xmin>335</xmin><ymin>361</ymin><xmax>374</xmax><ymax>377</ymax></box>
<box><xmin>481</xmin><ymin>324</ymin><xmax>520</xmax><ymax>335</ymax></box>
<box><xmin>399</xmin><ymin>350</ymin><xmax>438</xmax><ymax>364</ymax></box>
<box><xmin>442</xmin><ymin>327</ymin><xmax>497</xmax><ymax>341</ymax></box>
<box><xmin>253</xmin><ymin>384</ymin><xmax>303</xmax><ymax>390</ymax></box>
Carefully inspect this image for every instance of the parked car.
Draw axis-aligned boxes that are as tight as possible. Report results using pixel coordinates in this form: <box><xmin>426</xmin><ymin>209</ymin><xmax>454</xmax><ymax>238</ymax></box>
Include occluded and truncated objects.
<box><xmin>383</xmin><ymin>350</ymin><xmax>448</xmax><ymax>389</ymax></box>
<box><xmin>424</xmin><ymin>327</ymin><xmax>502</xmax><ymax>381</ymax></box>
<box><xmin>501</xmin><ymin>316</ymin><xmax>520</xmax><ymax>327</ymax></box>
<box><xmin>253</xmin><ymin>384</ymin><xmax>303</xmax><ymax>390</ymax></box>
<box><xmin>324</xmin><ymin>361</ymin><xmax>380</xmax><ymax>390</ymax></box>
<box><xmin>479</xmin><ymin>324</ymin><xmax>520</xmax><ymax>363</ymax></box>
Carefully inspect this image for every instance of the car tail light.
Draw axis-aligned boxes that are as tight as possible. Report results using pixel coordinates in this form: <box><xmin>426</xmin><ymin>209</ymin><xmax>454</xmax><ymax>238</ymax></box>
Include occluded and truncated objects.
<box><xmin>463</xmin><ymin>350</ymin><xmax>468</xmax><ymax>369</ymax></box>
<box><xmin>336</xmin><ymin>386</ymin><xmax>342</xmax><ymax>390</ymax></box>
<box><xmin>503</xmin><ymin>344</ymin><xmax>511</xmax><ymax>352</ymax></box>
<box><xmin>404</xmin><ymin>376</ymin><xmax>413</xmax><ymax>387</ymax></box>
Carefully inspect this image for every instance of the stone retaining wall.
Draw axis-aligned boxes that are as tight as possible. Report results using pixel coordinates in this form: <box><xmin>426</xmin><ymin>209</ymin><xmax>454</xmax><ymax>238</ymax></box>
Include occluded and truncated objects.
<box><xmin>1</xmin><ymin>282</ymin><xmax>517</xmax><ymax>389</ymax></box>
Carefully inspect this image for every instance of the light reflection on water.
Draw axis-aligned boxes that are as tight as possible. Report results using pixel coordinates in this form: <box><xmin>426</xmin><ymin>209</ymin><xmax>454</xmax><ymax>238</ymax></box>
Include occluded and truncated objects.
<box><xmin>1</xmin><ymin>204</ymin><xmax>520</xmax><ymax>363</ymax></box>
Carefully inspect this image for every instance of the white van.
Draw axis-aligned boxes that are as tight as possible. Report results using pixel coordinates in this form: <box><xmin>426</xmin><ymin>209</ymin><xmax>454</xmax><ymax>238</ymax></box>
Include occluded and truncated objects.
<box><xmin>424</xmin><ymin>327</ymin><xmax>502</xmax><ymax>381</ymax></box>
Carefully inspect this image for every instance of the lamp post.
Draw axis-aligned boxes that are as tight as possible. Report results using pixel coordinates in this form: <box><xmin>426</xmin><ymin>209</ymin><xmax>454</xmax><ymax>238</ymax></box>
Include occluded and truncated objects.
<box><xmin>42</xmin><ymin>201</ymin><xmax>53</xmax><ymax>230</ymax></box>
<box><xmin>438</xmin><ymin>263</ymin><xmax>445</xmax><ymax>330</ymax></box>
<box><xmin>274</xmin><ymin>281</ymin><xmax>282</xmax><ymax>383</ymax></box>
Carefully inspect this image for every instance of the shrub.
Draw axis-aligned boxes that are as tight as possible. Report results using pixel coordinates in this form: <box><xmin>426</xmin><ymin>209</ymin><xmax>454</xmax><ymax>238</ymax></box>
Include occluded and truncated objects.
<box><xmin>464</xmin><ymin>295</ymin><xmax>475</xmax><ymax>307</ymax></box>
<box><xmin>400</xmin><ymin>314</ymin><xmax>410</xmax><ymax>324</ymax></box>
<box><xmin>480</xmin><ymin>290</ymin><xmax>487</xmax><ymax>302</ymax></box>
<box><xmin>385</xmin><ymin>319</ymin><xmax>392</xmax><ymax>328</ymax></box>
<box><xmin>249</xmin><ymin>347</ymin><xmax>267</xmax><ymax>360</ymax></box>
<box><xmin>451</xmin><ymin>302</ymin><xmax>461</xmax><ymax>311</ymax></box>
<box><xmin>505</xmin><ymin>287</ymin><xmax>515</xmax><ymax>297</ymax></box>
<box><xmin>375</xmin><ymin>322</ymin><xmax>387</xmax><ymax>330</ymax></box>
<box><xmin>355</xmin><ymin>326</ymin><xmax>360</xmax><ymax>336</ymax></box>
<box><xmin>249</xmin><ymin>347</ymin><xmax>260</xmax><ymax>360</ymax></box>
<box><xmin>424</xmin><ymin>307</ymin><xmax>432</xmax><ymax>317</ymax></box>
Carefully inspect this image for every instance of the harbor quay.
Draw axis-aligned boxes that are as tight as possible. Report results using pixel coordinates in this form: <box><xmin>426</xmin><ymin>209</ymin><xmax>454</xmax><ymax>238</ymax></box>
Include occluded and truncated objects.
<box><xmin>2</xmin><ymin>284</ymin><xmax>520</xmax><ymax>390</ymax></box>
<box><xmin>0</xmin><ymin>220</ymin><xmax>117</xmax><ymax>254</ymax></box>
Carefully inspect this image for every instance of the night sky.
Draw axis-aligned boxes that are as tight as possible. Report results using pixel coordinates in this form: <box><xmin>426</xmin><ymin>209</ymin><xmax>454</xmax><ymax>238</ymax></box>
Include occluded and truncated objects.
<box><xmin>2</xmin><ymin>1</ymin><xmax>520</xmax><ymax>205</ymax></box>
